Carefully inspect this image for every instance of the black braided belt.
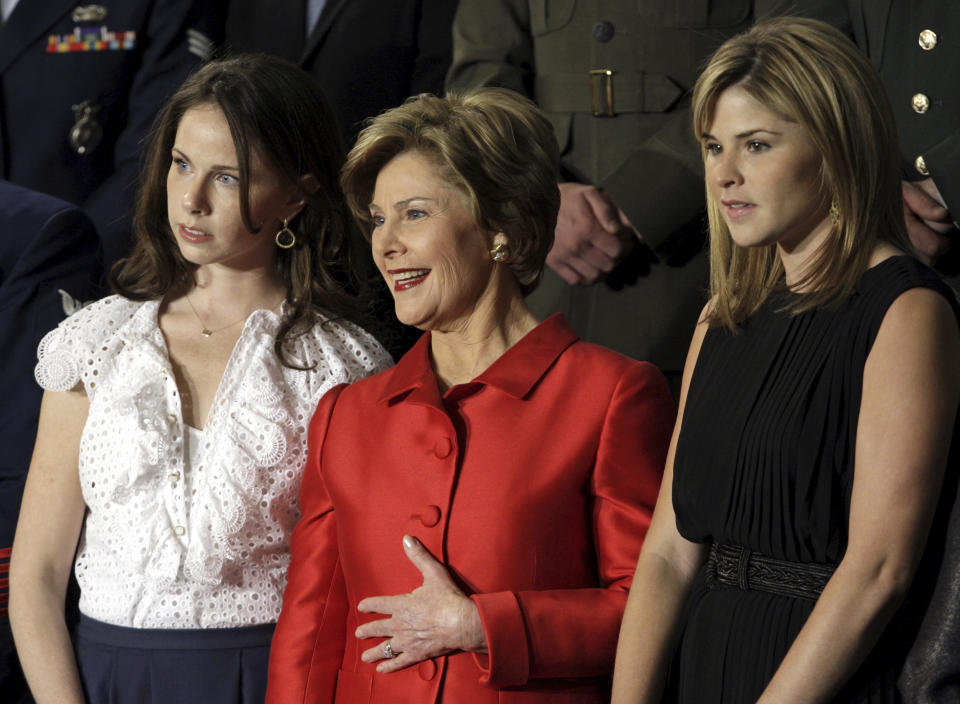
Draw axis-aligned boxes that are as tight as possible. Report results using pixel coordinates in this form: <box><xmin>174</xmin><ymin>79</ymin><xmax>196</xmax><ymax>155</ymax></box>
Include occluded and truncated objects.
<box><xmin>707</xmin><ymin>543</ymin><xmax>837</xmax><ymax>601</ymax></box>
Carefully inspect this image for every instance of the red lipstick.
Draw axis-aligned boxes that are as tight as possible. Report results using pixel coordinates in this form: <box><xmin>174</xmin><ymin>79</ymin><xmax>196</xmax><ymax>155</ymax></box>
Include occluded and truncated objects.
<box><xmin>387</xmin><ymin>268</ymin><xmax>430</xmax><ymax>292</ymax></box>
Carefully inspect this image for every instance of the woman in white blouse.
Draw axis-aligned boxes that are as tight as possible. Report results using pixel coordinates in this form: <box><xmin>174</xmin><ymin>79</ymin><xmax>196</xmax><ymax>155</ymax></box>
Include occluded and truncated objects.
<box><xmin>8</xmin><ymin>54</ymin><xmax>391</xmax><ymax>704</ymax></box>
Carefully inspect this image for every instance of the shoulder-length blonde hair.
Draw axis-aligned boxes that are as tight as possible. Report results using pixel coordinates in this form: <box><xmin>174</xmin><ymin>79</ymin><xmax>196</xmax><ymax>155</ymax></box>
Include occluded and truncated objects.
<box><xmin>692</xmin><ymin>17</ymin><xmax>910</xmax><ymax>329</ymax></box>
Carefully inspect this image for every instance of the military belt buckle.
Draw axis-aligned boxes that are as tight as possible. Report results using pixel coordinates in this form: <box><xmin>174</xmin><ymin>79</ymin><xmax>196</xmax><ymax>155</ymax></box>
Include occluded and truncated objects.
<box><xmin>590</xmin><ymin>69</ymin><xmax>616</xmax><ymax>117</ymax></box>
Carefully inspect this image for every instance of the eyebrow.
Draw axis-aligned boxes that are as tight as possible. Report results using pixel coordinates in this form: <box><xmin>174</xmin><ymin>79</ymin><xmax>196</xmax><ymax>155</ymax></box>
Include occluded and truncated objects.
<box><xmin>701</xmin><ymin>128</ymin><xmax>783</xmax><ymax>140</ymax></box>
<box><xmin>171</xmin><ymin>147</ymin><xmax>239</xmax><ymax>172</ymax></box>
<box><xmin>369</xmin><ymin>196</ymin><xmax>439</xmax><ymax>210</ymax></box>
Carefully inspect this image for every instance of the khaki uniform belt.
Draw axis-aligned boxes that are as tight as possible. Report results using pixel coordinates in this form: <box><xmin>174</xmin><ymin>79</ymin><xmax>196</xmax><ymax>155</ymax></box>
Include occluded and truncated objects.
<box><xmin>535</xmin><ymin>71</ymin><xmax>684</xmax><ymax>115</ymax></box>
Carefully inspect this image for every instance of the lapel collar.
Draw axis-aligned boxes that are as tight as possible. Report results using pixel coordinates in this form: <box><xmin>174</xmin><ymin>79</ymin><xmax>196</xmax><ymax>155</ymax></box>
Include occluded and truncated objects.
<box><xmin>474</xmin><ymin>314</ymin><xmax>578</xmax><ymax>399</ymax></box>
<box><xmin>299</xmin><ymin>0</ymin><xmax>348</xmax><ymax>66</ymax></box>
<box><xmin>0</xmin><ymin>0</ymin><xmax>77</xmax><ymax>75</ymax></box>
<box><xmin>377</xmin><ymin>315</ymin><xmax>579</xmax><ymax>406</ymax></box>
<box><xmin>377</xmin><ymin>331</ymin><xmax>442</xmax><ymax>407</ymax></box>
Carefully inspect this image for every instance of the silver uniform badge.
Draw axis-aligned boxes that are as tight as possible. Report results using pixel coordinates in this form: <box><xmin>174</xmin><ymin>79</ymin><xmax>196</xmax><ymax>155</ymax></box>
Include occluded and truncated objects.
<box><xmin>70</xmin><ymin>100</ymin><xmax>103</xmax><ymax>155</ymax></box>
<box><xmin>72</xmin><ymin>5</ymin><xmax>108</xmax><ymax>22</ymax></box>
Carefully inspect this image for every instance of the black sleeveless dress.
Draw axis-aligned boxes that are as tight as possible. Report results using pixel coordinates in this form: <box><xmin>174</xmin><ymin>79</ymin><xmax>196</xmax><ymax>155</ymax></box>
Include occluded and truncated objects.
<box><xmin>669</xmin><ymin>256</ymin><xmax>960</xmax><ymax>703</ymax></box>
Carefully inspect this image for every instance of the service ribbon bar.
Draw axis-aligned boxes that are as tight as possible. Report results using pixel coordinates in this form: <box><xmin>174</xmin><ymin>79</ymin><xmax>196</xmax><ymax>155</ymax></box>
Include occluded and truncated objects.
<box><xmin>47</xmin><ymin>26</ymin><xmax>137</xmax><ymax>53</ymax></box>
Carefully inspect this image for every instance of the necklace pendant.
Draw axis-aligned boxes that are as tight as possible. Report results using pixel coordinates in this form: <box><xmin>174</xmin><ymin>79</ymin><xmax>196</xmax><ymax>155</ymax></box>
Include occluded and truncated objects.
<box><xmin>201</xmin><ymin>328</ymin><xmax>213</xmax><ymax>337</ymax></box>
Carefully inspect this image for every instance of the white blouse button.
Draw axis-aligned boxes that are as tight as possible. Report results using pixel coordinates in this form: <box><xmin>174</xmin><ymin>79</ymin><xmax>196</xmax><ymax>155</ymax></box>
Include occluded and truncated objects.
<box><xmin>173</xmin><ymin>525</ymin><xmax>186</xmax><ymax>536</ymax></box>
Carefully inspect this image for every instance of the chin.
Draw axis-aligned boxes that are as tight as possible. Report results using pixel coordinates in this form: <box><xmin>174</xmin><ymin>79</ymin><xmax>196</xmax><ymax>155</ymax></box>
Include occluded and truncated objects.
<box><xmin>393</xmin><ymin>307</ymin><xmax>429</xmax><ymax>331</ymax></box>
<box><xmin>728</xmin><ymin>228</ymin><xmax>776</xmax><ymax>250</ymax></box>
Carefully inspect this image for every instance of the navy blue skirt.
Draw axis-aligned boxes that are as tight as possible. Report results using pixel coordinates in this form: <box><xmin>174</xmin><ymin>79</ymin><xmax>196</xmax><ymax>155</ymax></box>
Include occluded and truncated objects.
<box><xmin>76</xmin><ymin>615</ymin><xmax>274</xmax><ymax>704</ymax></box>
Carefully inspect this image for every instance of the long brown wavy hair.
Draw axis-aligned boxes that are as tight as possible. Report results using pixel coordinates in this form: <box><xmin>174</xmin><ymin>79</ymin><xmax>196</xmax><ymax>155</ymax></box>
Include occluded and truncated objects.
<box><xmin>112</xmin><ymin>53</ymin><xmax>372</xmax><ymax>367</ymax></box>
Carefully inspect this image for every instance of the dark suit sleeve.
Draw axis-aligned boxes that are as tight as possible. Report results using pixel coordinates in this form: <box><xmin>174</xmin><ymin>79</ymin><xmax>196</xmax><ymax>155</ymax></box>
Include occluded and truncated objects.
<box><xmin>82</xmin><ymin>0</ymin><xmax>215</xmax><ymax>265</ymax></box>
<box><xmin>925</xmin><ymin>131</ymin><xmax>960</xmax><ymax>225</ymax></box>
<box><xmin>267</xmin><ymin>384</ymin><xmax>349</xmax><ymax>704</ymax></box>
<box><xmin>408</xmin><ymin>0</ymin><xmax>458</xmax><ymax>98</ymax></box>
<box><xmin>468</xmin><ymin>363</ymin><xmax>673</xmax><ymax>687</ymax></box>
<box><xmin>0</xmin><ymin>200</ymin><xmax>101</xmax><ymax>546</ymax></box>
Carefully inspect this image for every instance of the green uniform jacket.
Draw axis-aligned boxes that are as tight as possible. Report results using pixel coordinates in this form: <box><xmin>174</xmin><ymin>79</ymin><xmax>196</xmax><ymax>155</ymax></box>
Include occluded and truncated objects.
<box><xmin>447</xmin><ymin>0</ymin><xmax>848</xmax><ymax>379</ymax></box>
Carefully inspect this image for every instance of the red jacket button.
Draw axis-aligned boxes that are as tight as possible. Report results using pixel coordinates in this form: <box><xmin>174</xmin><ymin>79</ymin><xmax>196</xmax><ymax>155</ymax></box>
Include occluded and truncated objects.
<box><xmin>433</xmin><ymin>437</ymin><xmax>452</xmax><ymax>458</ymax></box>
<box><xmin>418</xmin><ymin>659</ymin><xmax>437</xmax><ymax>681</ymax></box>
<box><xmin>418</xmin><ymin>505</ymin><xmax>441</xmax><ymax>527</ymax></box>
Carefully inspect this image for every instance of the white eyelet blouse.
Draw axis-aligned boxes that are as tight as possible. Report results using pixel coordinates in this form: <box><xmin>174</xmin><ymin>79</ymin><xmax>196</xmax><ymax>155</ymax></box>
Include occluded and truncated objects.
<box><xmin>34</xmin><ymin>295</ymin><xmax>392</xmax><ymax>629</ymax></box>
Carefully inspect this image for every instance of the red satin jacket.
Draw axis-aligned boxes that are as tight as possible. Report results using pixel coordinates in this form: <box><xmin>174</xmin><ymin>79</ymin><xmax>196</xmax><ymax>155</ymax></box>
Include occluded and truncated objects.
<box><xmin>267</xmin><ymin>315</ymin><xmax>674</xmax><ymax>703</ymax></box>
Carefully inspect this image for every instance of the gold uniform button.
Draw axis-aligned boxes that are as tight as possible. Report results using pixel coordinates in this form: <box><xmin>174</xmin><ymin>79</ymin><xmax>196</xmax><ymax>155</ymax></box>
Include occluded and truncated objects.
<box><xmin>912</xmin><ymin>93</ymin><xmax>930</xmax><ymax>114</ymax></box>
<box><xmin>915</xmin><ymin>155</ymin><xmax>930</xmax><ymax>176</ymax></box>
<box><xmin>919</xmin><ymin>29</ymin><xmax>938</xmax><ymax>51</ymax></box>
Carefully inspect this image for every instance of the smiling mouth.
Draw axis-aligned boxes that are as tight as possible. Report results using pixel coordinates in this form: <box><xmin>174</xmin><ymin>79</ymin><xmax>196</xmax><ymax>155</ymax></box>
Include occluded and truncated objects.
<box><xmin>389</xmin><ymin>269</ymin><xmax>430</xmax><ymax>291</ymax></box>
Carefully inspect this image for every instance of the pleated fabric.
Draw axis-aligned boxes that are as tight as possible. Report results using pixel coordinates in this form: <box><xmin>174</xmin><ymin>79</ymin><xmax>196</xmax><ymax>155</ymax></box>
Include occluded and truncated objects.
<box><xmin>76</xmin><ymin>615</ymin><xmax>274</xmax><ymax>704</ymax></box>
<box><xmin>668</xmin><ymin>256</ymin><xmax>959</xmax><ymax>703</ymax></box>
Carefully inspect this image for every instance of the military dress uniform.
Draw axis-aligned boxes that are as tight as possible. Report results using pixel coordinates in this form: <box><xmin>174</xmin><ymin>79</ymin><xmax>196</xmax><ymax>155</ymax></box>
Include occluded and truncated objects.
<box><xmin>850</xmin><ymin>0</ymin><xmax>960</xmax><ymax>281</ymax></box>
<box><xmin>447</xmin><ymin>0</ymin><xmax>849</xmax><ymax>383</ymax></box>
<box><xmin>0</xmin><ymin>180</ymin><xmax>102</xmax><ymax>703</ymax></box>
<box><xmin>0</xmin><ymin>0</ymin><xmax>218</xmax><ymax>270</ymax></box>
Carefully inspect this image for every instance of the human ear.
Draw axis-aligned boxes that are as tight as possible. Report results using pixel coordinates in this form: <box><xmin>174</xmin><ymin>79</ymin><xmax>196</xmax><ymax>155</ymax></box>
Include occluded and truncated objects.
<box><xmin>283</xmin><ymin>174</ymin><xmax>319</xmax><ymax>222</ymax></box>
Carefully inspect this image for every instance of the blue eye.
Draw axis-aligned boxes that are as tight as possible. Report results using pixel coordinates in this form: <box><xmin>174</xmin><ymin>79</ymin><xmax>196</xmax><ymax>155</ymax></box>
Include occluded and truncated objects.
<box><xmin>371</xmin><ymin>213</ymin><xmax>385</xmax><ymax>227</ymax></box>
<box><xmin>216</xmin><ymin>173</ymin><xmax>239</xmax><ymax>186</ymax></box>
<box><xmin>173</xmin><ymin>157</ymin><xmax>190</xmax><ymax>171</ymax></box>
<box><xmin>406</xmin><ymin>208</ymin><xmax>427</xmax><ymax>220</ymax></box>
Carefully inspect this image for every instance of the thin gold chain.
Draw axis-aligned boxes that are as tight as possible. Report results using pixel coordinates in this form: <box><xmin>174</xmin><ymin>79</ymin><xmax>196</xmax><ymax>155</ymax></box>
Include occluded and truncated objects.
<box><xmin>184</xmin><ymin>293</ymin><xmax>282</xmax><ymax>338</ymax></box>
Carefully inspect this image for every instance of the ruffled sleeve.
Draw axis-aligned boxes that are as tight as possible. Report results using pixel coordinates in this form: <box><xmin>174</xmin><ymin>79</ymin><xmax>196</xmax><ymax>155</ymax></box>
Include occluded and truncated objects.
<box><xmin>289</xmin><ymin>316</ymin><xmax>394</xmax><ymax>396</ymax></box>
<box><xmin>34</xmin><ymin>295</ymin><xmax>142</xmax><ymax>397</ymax></box>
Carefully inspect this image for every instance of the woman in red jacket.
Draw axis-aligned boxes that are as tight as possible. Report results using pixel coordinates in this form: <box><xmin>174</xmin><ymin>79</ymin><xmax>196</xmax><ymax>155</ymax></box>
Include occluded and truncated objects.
<box><xmin>266</xmin><ymin>88</ymin><xmax>675</xmax><ymax>704</ymax></box>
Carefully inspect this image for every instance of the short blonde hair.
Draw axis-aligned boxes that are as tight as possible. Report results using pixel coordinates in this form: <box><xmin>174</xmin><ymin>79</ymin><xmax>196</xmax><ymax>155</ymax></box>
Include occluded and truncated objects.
<box><xmin>341</xmin><ymin>88</ymin><xmax>560</xmax><ymax>295</ymax></box>
<box><xmin>692</xmin><ymin>17</ymin><xmax>910</xmax><ymax>328</ymax></box>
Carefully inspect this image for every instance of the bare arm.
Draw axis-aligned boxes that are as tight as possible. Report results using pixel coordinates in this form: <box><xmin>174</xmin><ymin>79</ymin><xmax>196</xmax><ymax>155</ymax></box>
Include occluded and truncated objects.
<box><xmin>758</xmin><ymin>287</ymin><xmax>960</xmax><ymax>703</ymax></box>
<box><xmin>610</xmin><ymin>310</ymin><xmax>712</xmax><ymax>703</ymax></box>
<box><xmin>9</xmin><ymin>388</ymin><xmax>89</xmax><ymax>704</ymax></box>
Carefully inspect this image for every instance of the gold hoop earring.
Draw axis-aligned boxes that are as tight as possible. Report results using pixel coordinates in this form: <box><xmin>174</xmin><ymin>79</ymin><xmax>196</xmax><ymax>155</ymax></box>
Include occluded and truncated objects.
<box><xmin>489</xmin><ymin>242</ymin><xmax>509</xmax><ymax>263</ymax></box>
<box><xmin>830</xmin><ymin>199</ymin><xmax>840</xmax><ymax>228</ymax></box>
<box><xmin>275</xmin><ymin>219</ymin><xmax>296</xmax><ymax>249</ymax></box>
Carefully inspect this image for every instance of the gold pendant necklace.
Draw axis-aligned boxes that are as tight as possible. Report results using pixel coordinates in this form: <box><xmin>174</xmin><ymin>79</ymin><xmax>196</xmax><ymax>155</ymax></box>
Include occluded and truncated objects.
<box><xmin>185</xmin><ymin>293</ymin><xmax>271</xmax><ymax>338</ymax></box>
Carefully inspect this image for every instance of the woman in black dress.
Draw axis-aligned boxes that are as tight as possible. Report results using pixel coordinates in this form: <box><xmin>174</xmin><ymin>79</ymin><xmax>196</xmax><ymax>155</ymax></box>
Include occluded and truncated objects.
<box><xmin>611</xmin><ymin>17</ymin><xmax>960</xmax><ymax>703</ymax></box>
